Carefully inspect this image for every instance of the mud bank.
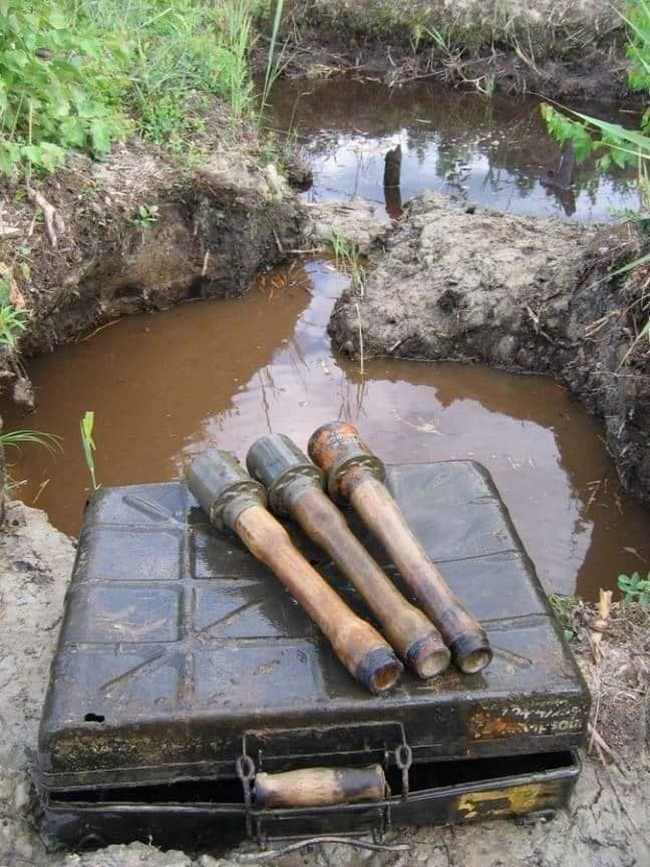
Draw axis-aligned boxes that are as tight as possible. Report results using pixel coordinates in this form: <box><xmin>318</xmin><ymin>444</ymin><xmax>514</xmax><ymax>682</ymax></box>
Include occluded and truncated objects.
<box><xmin>282</xmin><ymin>0</ymin><xmax>630</xmax><ymax>98</ymax></box>
<box><xmin>0</xmin><ymin>502</ymin><xmax>648</xmax><ymax>867</ymax></box>
<box><xmin>327</xmin><ymin>193</ymin><xmax>650</xmax><ymax>503</ymax></box>
<box><xmin>0</xmin><ymin>141</ymin><xmax>302</xmax><ymax>406</ymax></box>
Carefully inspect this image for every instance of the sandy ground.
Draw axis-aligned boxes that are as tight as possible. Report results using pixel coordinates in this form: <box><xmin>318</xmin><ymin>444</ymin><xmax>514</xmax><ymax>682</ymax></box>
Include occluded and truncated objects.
<box><xmin>0</xmin><ymin>500</ymin><xmax>648</xmax><ymax>867</ymax></box>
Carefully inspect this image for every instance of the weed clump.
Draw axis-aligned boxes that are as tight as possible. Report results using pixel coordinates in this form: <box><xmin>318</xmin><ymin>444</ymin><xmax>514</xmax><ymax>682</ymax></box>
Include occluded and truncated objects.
<box><xmin>0</xmin><ymin>0</ymin><xmax>277</xmax><ymax>177</ymax></box>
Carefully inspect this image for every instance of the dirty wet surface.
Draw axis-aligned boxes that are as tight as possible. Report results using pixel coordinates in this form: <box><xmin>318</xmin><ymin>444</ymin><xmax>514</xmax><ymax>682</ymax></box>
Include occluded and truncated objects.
<box><xmin>2</xmin><ymin>258</ymin><xmax>649</xmax><ymax>601</ymax></box>
<box><xmin>270</xmin><ymin>78</ymin><xmax>638</xmax><ymax>222</ymax></box>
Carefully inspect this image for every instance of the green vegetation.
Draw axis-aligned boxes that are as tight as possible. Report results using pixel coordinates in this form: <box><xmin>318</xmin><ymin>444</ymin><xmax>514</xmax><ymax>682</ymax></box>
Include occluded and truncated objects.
<box><xmin>541</xmin><ymin>1</ymin><xmax>649</xmax><ymax>183</ymax></box>
<box><xmin>328</xmin><ymin>229</ymin><xmax>366</xmax><ymax>375</ymax></box>
<box><xmin>0</xmin><ymin>428</ymin><xmax>63</xmax><ymax>494</ymax></box>
<box><xmin>80</xmin><ymin>410</ymin><xmax>98</xmax><ymax>490</ymax></box>
<box><xmin>329</xmin><ymin>229</ymin><xmax>365</xmax><ymax>294</ymax></box>
<box><xmin>0</xmin><ymin>278</ymin><xmax>27</xmax><ymax>348</ymax></box>
<box><xmin>0</xmin><ymin>1</ymin><xmax>125</xmax><ymax>174</ymax></box>
<box><xmin>548</xmin><ymin>593</ymin><xmax>579</xmax><ymax>642</ymax></box>
<box><xmin>0</xmin><ymin>429</ymin><xmax>62</xmax><ymax>453</ymax></box>
<box><xmin>0</xmin><ymin>0</ymin><xmax>282</xmax><ymax>176</ymax></box>
<box><xmin>542</xmin><ymin>0</ymin><xmax>650</xmax><ymax>364</ymax></box>
<box><xmin>618</xmin><ymin>571</ymin><xmax>650</xmax><ymax>605</ymax></box>
<box><xmin>131</xmin><ymin>204</ymin><xmax>159</xmax><ymax>229</ymax></box>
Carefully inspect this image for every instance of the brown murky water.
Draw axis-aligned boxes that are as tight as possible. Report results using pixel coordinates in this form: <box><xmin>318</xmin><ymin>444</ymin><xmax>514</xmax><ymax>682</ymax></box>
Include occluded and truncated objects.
<box><xmin>270</xmin><ymin>78</ymin><xmax>639</xmax><ymax>222</ymax></box>
<box><xmin>2</xmin><ymin>259</ymin><xmax>649</xmax><ymax>600</ymax></box>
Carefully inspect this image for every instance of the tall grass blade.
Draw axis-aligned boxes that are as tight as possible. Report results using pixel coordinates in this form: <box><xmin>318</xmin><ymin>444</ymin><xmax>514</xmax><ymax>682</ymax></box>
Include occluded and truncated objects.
<box><xmin>260</xmin><ymin>0</ymin><xmax>286</xmax><ymax>114</ymax></box>
<box><xmin>80</xmin><ymin>410</ymin><xmax>98</xmax><ymax>490</ymax></box>
<box><xmin>0</xmin><ymin>430</ymin><xmax>63</xmax><ymax>454</ymax></box>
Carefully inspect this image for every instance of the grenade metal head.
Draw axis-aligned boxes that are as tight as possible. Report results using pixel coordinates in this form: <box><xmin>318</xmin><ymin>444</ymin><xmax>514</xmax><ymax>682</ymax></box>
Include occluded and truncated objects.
<box><xmin>185</xmin><ymin>450</ymin><xmax>267</xmax><ymax>532</ymax></box>
<box><xmin>246</xmin><ymin>433</ymin><xmax>324</xmax><ymax>516</ymax></box>
<box><xmin>307</xmin><ymin>422</ymin><xmax>385</xmax><ymax>502</ymax></box>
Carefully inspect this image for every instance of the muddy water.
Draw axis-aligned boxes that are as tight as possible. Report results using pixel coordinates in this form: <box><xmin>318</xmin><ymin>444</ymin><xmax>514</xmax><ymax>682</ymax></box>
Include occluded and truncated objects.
<box><xmin>2</xmin><ymin>260</ymin><xmax>649</xmax><ymax>600</ymax></box>
<box><xmin>270</xmin><ymin>78</ymin><xmax>638</xmax><ymax>222</ymax></box>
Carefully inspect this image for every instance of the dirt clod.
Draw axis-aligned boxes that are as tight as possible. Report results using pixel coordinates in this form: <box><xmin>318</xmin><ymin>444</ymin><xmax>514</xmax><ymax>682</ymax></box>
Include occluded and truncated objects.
<box><xmin>328</xmin><ymin>192</ymin><xmax>650</xmax><ymax>503</ymax></box>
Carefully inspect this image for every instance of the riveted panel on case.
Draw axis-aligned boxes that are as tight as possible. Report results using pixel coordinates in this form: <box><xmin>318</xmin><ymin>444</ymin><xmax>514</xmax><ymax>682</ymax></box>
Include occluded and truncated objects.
<box><xmin>192</xmin><ymin>581</ymin><xmax>313</xmax><ymax>640</ymax></box>
<box><xmin>80</xmin><ymin>527</ymin><xmax>183</xmax><ymax>583</ymax></box>
<box><xmin>380</xmin><ymin>551</ymin><xmax>548</xmax><ymax>624</ymax></box>
<box><xmin>84</xmin><ymin>484</ymin><xmax>189</xmax><ymax>527</ymax></box>
<box><xmin>192</xmin><ymin>645</ymin><xmax>325</xmax><ymax>708</ymax></box>
<box><xmin>60</xmin><ymin>583</ymin><xmax>182</xmax><ymax>644</ymax></box>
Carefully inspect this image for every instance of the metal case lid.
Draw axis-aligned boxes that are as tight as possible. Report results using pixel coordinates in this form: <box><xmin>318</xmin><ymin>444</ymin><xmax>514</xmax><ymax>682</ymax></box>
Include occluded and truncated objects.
<box><xmin>37</xmin><ymin>461</ymin><xmax>589</xmax><ymax>791</ymax></box>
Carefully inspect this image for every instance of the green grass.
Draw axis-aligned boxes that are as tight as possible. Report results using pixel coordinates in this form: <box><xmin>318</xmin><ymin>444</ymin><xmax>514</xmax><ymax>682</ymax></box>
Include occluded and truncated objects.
<box><xmin>549</xmin><ymin>593</ymin><xmax>579</xmax><ymax>641</ymax></box>
<box><xmin>329</xmin><ymin>229</ymin><xmax>365</xmax><ymax>294</ymax></box>
<box><xmin>80</xmin><ymin>410</ymin><xmax>98</xmax><ymax>490</ymax></box>
<box><xmin>541</xmin><ymin>0</ymin><xmax>650</xmax><ymax>365</ymax></box>
<box><xmin>0</xmin><ymin>429</ymin><xmax>62</xmax><ymax>453</ymax></box>
<box><xmin>0</xmin><ymin>428</ymin><xmax>64</xmax><ymax>496</ymax></box>
<box><xmin>618</xmin><ymin>571</ymin><xmax>650</xmax><ymax>605</ymax></box>
<box><xmin>0</xmin><ymin>0</ymin><xmax>282</xmax><ymax>175</ymax></box>
<box><xmin>0</xmin><ymin>278</ymin><xmax>27</xmax><ymax>349</ymax></box>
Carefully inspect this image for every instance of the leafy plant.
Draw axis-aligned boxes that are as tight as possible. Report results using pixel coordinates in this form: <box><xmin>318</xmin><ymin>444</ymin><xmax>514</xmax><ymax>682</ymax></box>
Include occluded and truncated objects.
<box><xmin>541</xmin><ymin>1</ymin><xmax>650</xmax><ymax>364</ymax></box>
<box><xmin>132</xmin><ymin>203</ymin><xmax>159</xmax><ymax>228</ymax></box>
<box><xmin>548</xmin><ymin>593</ymin><xmax>579</xmax><ymax>641</ymax></box>
<box><xmin>0</xmin><ymin>277</ymin><xmax>27</xmax><ymax>348</ymax></box>
<box><xmin>0</xmin><ymin>1</ymin><xmax>127</xmax><ymax>175</ymax></box>
<box><xmin>80</xmin><ymin>410</ymin><xmax>98</xmax><ymax>490</ymax></box>
<box><xmin>541</xmin><ymin>1</ymin><xmax>650</xmax><ymax>175</ymax></box>
<box><xmin>618</xmin><ymin>570</ymin><xmax>650</xmax><ymax>605</ymax></box>
<box><xmin>0</xmin><ymin>1</ymin><xmax>282</xmax><ymax>175</ymax></box>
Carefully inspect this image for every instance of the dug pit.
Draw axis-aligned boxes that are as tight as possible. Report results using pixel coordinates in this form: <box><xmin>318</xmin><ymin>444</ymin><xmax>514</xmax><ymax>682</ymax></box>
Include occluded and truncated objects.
<box><xmin>1</xmin><ymin>70</ymin><xmax>649</xmax><ymax>867</ymax></box>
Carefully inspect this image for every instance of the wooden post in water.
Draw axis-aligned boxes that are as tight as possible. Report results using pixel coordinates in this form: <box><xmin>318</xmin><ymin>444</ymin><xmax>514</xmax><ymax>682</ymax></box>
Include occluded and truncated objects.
<box><xmin>383</xmin><ymin>143</ymin><xmax>403</xmax><ymax>219</ymax></box>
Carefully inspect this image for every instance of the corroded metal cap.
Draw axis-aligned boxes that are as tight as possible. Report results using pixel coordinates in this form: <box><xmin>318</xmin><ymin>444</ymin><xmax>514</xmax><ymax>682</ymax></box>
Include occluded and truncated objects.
<box><xmin>246</xmin><ymin>434</ymin><xmax>324</xmax><ymax>516</ymax></box>
<box><xmin>185</xmin><ymin>450</ymin><xmax>267</xmax><ymax>532</ymax></box>
<box><xmin>307</xmin><ymin>422</ymin><xmax>385</xmax><ymax>502</ymax></box>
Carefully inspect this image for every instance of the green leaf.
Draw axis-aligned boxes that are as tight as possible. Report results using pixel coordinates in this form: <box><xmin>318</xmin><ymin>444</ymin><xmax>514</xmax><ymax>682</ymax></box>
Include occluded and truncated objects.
<box><xmin>90</xmin><ymin>118</ymin><xmax>113</xmax><ymax>154</ymax></box>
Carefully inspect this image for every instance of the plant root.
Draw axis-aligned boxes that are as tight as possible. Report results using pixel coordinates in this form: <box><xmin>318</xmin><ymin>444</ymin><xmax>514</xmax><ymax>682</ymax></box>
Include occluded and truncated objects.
<box><xmin>25</xmin><ymin>185</ymin><xmax>65</xmax><ymax>248</ymax></box>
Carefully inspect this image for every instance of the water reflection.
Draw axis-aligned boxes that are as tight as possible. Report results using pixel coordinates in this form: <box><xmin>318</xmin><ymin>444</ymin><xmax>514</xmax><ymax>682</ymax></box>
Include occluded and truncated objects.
<box><xmin>269</xmin><ymin>78</ymin><xmax>637</xmax><ymax>221</ymax></box>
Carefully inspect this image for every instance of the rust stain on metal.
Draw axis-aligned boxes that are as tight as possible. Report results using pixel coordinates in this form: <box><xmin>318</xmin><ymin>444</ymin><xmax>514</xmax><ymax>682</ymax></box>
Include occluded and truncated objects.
<box><xmin>457</xmin><ymin>782</ymin><xmax>553</xmax><ymax>819</ymax></box>
<box><xmin>470</xmin><ymin>709</ymin><xmax>527</xmax><ymax>740</ymax></box>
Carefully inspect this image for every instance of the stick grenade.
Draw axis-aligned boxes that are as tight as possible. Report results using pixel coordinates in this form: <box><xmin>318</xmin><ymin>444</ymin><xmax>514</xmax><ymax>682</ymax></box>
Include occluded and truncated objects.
<box><xmin>255</xmin><ymin>765</ymin><xmax>386</xmax><ymax>808</ymax></box>
<box><xmin>246</xmin><ymin>434</ymin><xmax>450</xmax><ymax>678</ymax></box>
<box><xmin>307</xmin><ymin>423</ymin><xmax>493</xmax><ymax>674</ymax></box>
<box><xmin>185</xmin><ymin>450</ymin><xmax>403</xmax><ymax>694</ymax></box>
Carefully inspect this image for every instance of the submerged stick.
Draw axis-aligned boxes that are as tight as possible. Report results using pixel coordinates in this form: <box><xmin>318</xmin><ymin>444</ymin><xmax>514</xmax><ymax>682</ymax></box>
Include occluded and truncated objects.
<box><xmin>185</xmin><ymin>450</ymin><xmax>402</xmax><ymax>694</ymax></box>
<box><xmin>308</xmin><ymin>422</ymin><xmax>493</xmax><ymax>674</ymax></box>
<box><xmin>246</xmin><ymin>434</ymin><xmax>450</xmax><ymax>678</ymax></box>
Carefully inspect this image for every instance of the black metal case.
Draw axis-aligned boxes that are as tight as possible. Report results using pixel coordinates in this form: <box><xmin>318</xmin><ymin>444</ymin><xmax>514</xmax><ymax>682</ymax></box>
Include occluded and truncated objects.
<box><xmin>36</xmin><ymin>461</ymin><xmax>588</xmax><ymax>848</ymax></box>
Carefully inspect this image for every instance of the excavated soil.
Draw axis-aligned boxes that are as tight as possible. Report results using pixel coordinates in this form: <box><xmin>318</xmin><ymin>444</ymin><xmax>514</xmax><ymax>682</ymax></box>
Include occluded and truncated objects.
<box><xmin>1</xmin><ymin>19</ymin><xmax>649</xmax><ymax>860</ymax></box>
<box><xmin>279</xmin><ymin>0</ymin><xmax>631</xmax><ymax>99</ymax></box>
<box><xmin>0</xmin><ymin>139</ymin><xmax>303</xmax><ymax>407</ymax></box>
<box><xmin>327</xmin><ymin>193</ymin><xmax>650</xmax><ymax>504</ymax></box>
<box><xmin>0</xmin><ymin>502</ymin><xmax>648</xmax><ymax>867</ymax></box>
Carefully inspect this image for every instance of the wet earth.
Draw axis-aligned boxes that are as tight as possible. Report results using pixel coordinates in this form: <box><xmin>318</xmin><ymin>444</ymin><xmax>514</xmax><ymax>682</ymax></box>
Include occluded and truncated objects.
<box><xmin>2</xmin><ymin>257</ymin><xmax>649</xmax><ymax>600</ymax></box>
<box><xmin>1</xmin><ymin>80</ymin><xmax>649</xmax><ymax>601</ymax></box>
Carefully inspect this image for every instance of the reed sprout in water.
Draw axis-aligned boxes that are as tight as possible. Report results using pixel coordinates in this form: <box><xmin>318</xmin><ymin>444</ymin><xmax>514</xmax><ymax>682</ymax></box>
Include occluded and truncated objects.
<box><xmin>80</xmin><ymin>411</ymin><xmax>98</xmax><ymax>491</ymax></box>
